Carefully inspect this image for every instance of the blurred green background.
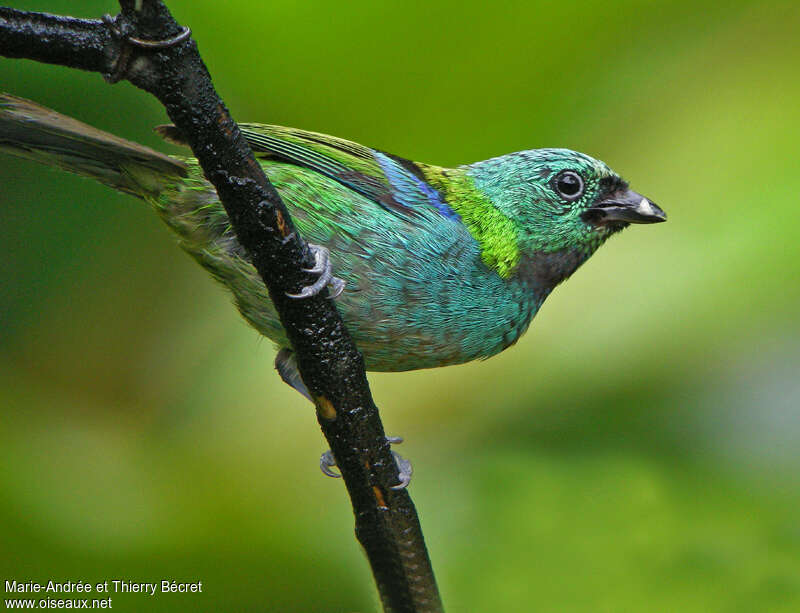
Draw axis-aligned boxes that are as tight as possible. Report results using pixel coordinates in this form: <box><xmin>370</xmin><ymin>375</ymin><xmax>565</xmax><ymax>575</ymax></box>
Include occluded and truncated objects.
<box><xmin>2</xmin><ymin>1</ymin><xmax>799</xmax><ymax>611</ymax></box>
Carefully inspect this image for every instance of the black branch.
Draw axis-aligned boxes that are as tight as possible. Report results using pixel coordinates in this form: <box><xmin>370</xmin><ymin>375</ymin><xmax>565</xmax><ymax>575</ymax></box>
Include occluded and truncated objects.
<box><xmin>0</xmin><ymin>2</ymin><xmax>442</xmax><ymax>612</ymax></box>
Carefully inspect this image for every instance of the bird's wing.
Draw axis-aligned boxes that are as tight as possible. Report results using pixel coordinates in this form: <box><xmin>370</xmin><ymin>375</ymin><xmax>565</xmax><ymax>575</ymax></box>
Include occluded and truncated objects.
<box><xmin>156</xmin><ymin>122</ymin><xmax>458</xmax><ymax>222</ymax></box>
<box><xmin>239</xmin><ymin>124</ymin><xmax>461</xmax><ymax>222</ymax></box>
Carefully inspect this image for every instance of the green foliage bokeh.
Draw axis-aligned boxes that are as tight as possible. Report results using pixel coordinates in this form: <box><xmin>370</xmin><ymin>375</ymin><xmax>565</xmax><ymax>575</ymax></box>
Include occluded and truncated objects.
<box><xmin>1</xmin><ymin>1</ymin><xmax>799</xmax><ymax>611</ymax></box>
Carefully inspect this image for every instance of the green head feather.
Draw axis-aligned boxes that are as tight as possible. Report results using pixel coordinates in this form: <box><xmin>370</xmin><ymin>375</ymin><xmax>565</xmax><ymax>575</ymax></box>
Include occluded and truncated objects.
<box><xmin>467</xmin><ymin>148</ymin><xmax>625</xmax><ymax>260</ymax></box>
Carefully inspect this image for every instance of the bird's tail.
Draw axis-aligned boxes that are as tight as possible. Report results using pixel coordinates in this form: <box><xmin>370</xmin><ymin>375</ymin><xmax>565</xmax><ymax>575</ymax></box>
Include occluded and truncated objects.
<box><xmin>0</xmin><ymin>93</ymin><xmax>187</xmax><ymax>197</ymax></box>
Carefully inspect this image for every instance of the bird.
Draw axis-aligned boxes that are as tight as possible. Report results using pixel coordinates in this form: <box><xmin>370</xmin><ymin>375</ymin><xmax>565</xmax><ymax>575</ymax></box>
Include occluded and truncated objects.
<box><xmin>0</xmin><ymin>93</ymin><xmax>665</xmax><ymax>399</ymax></box>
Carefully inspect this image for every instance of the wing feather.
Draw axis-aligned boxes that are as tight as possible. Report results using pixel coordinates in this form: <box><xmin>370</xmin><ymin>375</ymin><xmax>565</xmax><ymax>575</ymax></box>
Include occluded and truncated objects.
<box><xmin>157</xmin><ymin>122</ymin><xmax>459</xmax><ymax>221</ymax></box>
<box><xmin>239</xmin><ymin>124</ymin><xmax>457</xmax><ymax>221</ymax></box>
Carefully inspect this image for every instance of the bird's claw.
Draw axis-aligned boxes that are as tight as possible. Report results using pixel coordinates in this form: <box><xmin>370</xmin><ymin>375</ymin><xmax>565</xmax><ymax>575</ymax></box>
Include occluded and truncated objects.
<box><xmin>319</xmin><ymin>436</ymin><xmax>413</xmax><ymax>489</ymax></box>
<box><xmin>390</xmin><ymin>450</ymin><xmax>413</xmax><ymax>490</ymax></box>
<box><xmin>320</xmin><ymin>449</ymin><xmax>340</xmax><ymax>479</ymax></box>
<box><xmin>328</xmin><ymin>276</ymin><xmax>345</xmax><ymax>299</ymax></box>
<box><xmin>286</xmin><ymin>243</ymin><xmax>345</xmax><ymax>299</ymax></box>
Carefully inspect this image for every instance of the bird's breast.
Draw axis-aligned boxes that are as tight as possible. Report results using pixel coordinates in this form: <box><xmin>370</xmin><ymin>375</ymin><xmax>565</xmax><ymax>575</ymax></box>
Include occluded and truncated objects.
<box><xmin>335</xmin><ymin>248</ymin><xmax>540</xmax><ymax>372</ymax></box>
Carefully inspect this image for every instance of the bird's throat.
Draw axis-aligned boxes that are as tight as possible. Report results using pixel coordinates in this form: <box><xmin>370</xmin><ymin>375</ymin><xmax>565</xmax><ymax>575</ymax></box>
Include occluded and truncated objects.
<box><xmin>517</xmin><ymin>249</ymin><xmax>595</xmax><ymax>303</ymax></box>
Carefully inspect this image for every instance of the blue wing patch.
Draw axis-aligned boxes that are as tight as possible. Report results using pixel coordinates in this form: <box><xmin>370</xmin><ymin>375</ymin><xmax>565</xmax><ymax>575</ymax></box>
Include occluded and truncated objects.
<box><xmin>372</xmin><ymin>151</ymin><xmax>460</xmax><ymax>221</ymax></box>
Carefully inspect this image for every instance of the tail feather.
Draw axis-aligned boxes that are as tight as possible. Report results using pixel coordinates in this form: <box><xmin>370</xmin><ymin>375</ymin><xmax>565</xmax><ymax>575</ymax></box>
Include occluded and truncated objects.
<box><xmin>0</xmin><ymin>93</ymin><xmax>186</xmax><ymax>196</ymax></box>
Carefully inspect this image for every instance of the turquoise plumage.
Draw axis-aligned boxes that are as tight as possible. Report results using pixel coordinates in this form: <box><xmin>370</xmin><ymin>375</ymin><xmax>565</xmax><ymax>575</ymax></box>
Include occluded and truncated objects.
<box><xmin>0</xmin><ymin>94</ymin><xmax>666</xmax><ymax>386</ymax></box>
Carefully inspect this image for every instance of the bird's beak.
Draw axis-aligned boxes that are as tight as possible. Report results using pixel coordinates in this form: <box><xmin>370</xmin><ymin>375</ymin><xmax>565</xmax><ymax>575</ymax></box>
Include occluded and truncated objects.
<box><xmin>584</xmin><ymin>189</ymin><xmax>667</xmax><ymax>225</ymax></box>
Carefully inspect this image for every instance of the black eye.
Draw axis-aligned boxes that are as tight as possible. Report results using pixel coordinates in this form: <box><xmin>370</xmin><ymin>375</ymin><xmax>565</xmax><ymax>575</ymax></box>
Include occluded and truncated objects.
<box><xmin>553</xmin><ymin>171</ymin><xmax>584</xmax><ymax>200</ymax></box>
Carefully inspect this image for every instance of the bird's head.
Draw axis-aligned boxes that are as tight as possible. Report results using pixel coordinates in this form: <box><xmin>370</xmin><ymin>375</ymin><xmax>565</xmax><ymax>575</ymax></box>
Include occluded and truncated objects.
<box><xmin>466</xmin><ymin>148</ymin><xmax>665</xmax><ymax>289</ymax></box>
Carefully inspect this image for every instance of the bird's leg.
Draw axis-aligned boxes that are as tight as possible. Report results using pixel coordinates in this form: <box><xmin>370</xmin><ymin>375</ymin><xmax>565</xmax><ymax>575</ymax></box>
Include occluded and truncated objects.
<box><xmin>286</xmin><ymin>243</ymin><xmax>345</xmax><ymax>299</ymax></box>
<box><xmin>277</xmin><ymin>348</ymin><xmax>413</xmax><ymax>487</ymax></box>
<box><xmin>320</xmin><ymin>436</ymin><xmax>413</xmax><ymax>490</ymax></box>
<box><xmin>275</xmin><ymin>347</ymin><xmax>311</xmax><ymax>401</ymax></box>
<box><xmin>277</xmin><ymin>348</ymin><xmax>413</xmax><ymax>489</ymax></box>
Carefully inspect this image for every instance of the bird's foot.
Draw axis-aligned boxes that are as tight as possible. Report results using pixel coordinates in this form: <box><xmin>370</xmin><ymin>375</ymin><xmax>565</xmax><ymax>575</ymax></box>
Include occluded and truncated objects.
<box><xmin>319</xmin><ymin>449</ymin><xmax>340</xmax><ymax>478</ymax></box>
<box><xmin>387</xmin><ymin>437</ymin><xmax>413</xmax><ymax>490</ymax></box>
<box><xmin>286</xmin><ymin>243</ymin><xmax>345</xmax><ymax>299</ymax></box>
<box><xmin>275</xmin><ymin>348</ymin><xmax>311</xmax><ymax>401</ymax></box>
<box><xmin>320</xmin><ymin>436</ymin><xmax>413</xmax><ymax>490</ymax></box>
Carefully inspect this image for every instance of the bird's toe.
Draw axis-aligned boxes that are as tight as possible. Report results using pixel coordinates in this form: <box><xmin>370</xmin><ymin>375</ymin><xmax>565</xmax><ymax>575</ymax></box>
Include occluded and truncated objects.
<box><xmin>287</xmin><ymin>243</ymin><xmax>343</xmax><ymax>299</ymax></box>
<box><xmin>320</xmin><ymin>450</ymin><xmax>341</xmax><ymax>479</ymax></box>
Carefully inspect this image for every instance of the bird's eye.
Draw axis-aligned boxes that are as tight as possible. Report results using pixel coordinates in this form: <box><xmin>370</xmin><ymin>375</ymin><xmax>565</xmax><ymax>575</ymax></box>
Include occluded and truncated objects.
<box><xmin>553</xmin><ymin>171</ymin><xmax>584</xmax><ymax>200</ymax></box>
